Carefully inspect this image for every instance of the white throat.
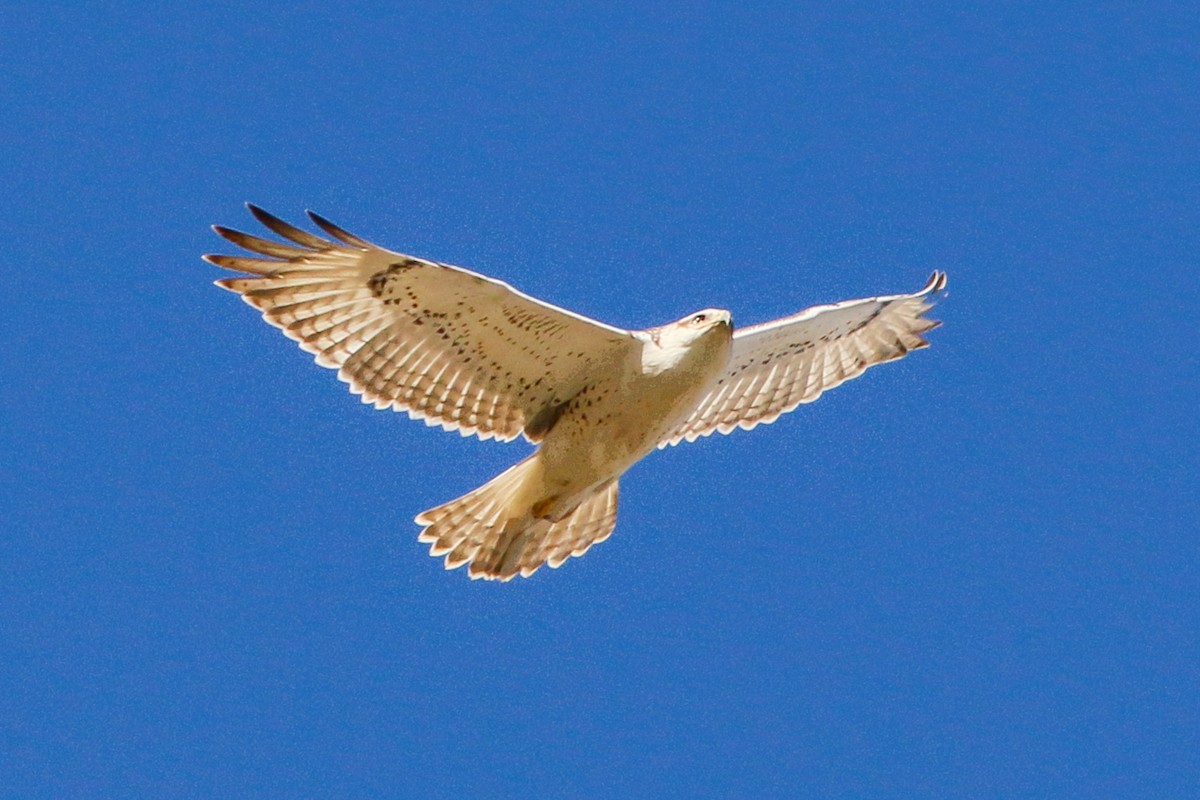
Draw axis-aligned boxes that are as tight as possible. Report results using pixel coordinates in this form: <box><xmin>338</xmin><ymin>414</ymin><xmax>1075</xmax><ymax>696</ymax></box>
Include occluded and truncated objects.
<box><xmin>640</xmin><ymin>336</ymin><xmax>691</xmax><ymax>376</ymax></box>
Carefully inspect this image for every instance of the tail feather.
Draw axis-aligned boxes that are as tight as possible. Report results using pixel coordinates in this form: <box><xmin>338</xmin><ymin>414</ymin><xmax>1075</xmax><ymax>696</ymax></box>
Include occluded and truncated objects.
<box><xmin>416</xmin><ymin>461</ymin><xmax>620</xmax><ymax>581</ymax></box>
<box><xmin>543</xmin><ymin>483</ymin><xmax>620</xmax><ymax>568</ymax></box>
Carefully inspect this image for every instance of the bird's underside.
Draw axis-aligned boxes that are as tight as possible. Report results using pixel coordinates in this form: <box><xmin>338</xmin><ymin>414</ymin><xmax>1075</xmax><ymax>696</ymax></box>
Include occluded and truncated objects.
<box><xmin>208</xmin><ymin>205</ymin><xmax>947</xmax><ymax>580</ymax></box>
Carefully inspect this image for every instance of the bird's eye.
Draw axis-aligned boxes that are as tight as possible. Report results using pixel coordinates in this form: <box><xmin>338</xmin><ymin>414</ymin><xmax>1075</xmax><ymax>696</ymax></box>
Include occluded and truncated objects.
<box><xmin>692</xmin><ymin>313</ymin><xmax>707</xmax><ymax>324</ymax></box>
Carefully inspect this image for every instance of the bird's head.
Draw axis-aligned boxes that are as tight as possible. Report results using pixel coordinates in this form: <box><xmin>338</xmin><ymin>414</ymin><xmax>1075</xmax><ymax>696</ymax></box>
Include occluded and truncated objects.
<box><xmin>685</xmin><ymin>308</ymin><xmax>731</xmax><ymax>330</ymax></box>
<box><xmin>640</xmin><ymin>308</ymin><xmax>733</xmax><ymax>375</ymax></box>
<box><xmin>666</xmin><ymin>308</ymin><xmax>733</xmax><ymax>345</ymax></box>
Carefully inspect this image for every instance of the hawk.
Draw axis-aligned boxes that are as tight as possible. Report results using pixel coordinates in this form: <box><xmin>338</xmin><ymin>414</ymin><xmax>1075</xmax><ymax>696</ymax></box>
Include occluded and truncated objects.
<box><xmin>208</xmin><ymin>205</ymin><xmax>946</xmax><ymax>581</ymax></box>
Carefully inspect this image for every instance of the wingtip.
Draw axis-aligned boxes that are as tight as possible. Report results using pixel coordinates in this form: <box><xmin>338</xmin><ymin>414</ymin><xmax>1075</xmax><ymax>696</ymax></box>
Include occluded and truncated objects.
<box><xmin>913</xmin><ymin>270</ymin><xmax>948</xmax><ymax>299</ymax></box>
<box><xmin>245</xmin><ymin>203</ymin><xmax>301</xmax><ymax>235</ymax></box>
<box><xmin>204</xmin><ymin>252</ymin><xmax>283</xmax><ymax>277</ymax></box>
<box><xmin>246</xmin><ymin>202</ymin><xmax>278</xmax><ymax>226</ymax></box>
<box><xmin>210</xmin><ymin>224</ymin><xmax>240</xmax><ymax>243</ymax></box>
<box><xmin>244</xmin><ymin>202</ymin><xmax>272</xmax><ymax>226</ymax></box>
<box><xmin>202</xmin><ymin>253</ymin><xmax>240</xmax><ymax>268</ymax></box>
<box><xmin>306</xmin><ymin>209</ymin><xmax>370</xmax><ymax>247</ymax></box>
<box><xmin>304</xmin><ymin>208</ymin><xmax>333</xmax><ymax>232</ymax></box>
<box><xmin>237</xmin><ymin>203</ymin><xmax>333</xmax><ymax>249</ymax></box>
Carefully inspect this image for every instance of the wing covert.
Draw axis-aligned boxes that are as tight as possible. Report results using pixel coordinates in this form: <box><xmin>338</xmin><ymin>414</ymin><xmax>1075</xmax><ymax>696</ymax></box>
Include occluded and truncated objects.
<box><xmin>208</xmin><ymin>205</ymin><xmax>637</xmax><ymax>442</ymax></box>
<box><xmin>659</xmin><ymin>272</ymin><xmax>947</xmax><ymax>447</ymax></box>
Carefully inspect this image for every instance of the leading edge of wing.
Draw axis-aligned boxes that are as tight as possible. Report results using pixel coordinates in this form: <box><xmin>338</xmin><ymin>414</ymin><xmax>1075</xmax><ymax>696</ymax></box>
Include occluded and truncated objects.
<box><xmin>206</xmin><ymin>204</ymin><xmax>636</xmax><ymax>342</ymax></box>
<box><xmin>732</xmin><ymin>270</ymin><xmax>948</xmax><ymax>339</ymax></box>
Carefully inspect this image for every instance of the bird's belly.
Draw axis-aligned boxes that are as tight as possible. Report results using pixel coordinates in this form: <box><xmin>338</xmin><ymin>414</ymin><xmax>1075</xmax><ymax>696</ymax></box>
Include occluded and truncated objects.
<box><xmin>539</xmin><ymin>367</ymin><xmax>718</xmax><ymax>496</ymax></box>
<box><xmin>539</xmin><ymin>412</ymin><xmax>649</xmax><ymax>495</ymax></box>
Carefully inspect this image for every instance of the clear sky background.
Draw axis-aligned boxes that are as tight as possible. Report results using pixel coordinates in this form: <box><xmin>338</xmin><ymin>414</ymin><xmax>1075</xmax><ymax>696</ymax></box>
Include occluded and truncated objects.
<box><xmin>2</xmin><ymin>2</ymin><xmax>1197</xmax><ymax>797</ymax></box>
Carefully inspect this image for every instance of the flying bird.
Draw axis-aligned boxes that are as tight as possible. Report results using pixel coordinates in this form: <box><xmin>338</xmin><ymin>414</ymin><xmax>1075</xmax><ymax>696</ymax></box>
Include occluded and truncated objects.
<box><xmin>208</xmin><ymin>206</ymin><xmax>946</xmax><ymax>581</ymax></box>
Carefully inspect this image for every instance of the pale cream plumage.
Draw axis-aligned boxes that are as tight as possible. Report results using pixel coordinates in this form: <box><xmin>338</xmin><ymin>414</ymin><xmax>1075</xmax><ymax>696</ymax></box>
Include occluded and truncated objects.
<box><xmin>209</xmin><ymin>206</ymin><xmax>946</xmax><ymax>581</ymax></box>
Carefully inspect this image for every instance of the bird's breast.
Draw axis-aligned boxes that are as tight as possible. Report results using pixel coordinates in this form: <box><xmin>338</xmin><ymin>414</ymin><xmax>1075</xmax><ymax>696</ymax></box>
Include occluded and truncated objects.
<box><xmin>541</xmin><ymin>335</ymin><xmax>730</xmax><ymax>479</ymax></box>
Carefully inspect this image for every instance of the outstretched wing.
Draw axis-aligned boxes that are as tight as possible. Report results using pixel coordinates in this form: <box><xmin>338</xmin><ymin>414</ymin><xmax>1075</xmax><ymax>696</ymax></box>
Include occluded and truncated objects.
<box><xmin>208</xmin><ymin>205</ymin><xmax>637</xmax><ymax>442</ymax></box>
<box><xmin>659</xmin><ymin>272</ymin><xmax>947</xmax><ymax>447</ymax></box>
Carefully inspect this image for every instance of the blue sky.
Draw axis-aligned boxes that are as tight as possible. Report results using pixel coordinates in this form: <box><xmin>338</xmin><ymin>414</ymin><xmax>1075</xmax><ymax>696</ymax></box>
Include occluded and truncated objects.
<box><xmin>2</xmin><ymin>2</ymin><xmax>1197</xmax><ymax>797</ymax></box>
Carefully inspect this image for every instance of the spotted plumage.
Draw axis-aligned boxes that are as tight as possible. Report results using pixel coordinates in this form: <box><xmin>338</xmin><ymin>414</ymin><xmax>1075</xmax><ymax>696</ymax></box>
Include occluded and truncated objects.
<box><xmin>208</xmin><ymin>205</ymin><xmax>946</xmax><ymax>581</ymax></box>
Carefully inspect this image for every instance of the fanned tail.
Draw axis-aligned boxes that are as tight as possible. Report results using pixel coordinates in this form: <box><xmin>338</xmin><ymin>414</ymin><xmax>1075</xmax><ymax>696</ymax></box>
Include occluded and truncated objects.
<box><xmin>416</xmin><ymin>459</ymin><xmax>620</xmax><ymax>581</ymax></box>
